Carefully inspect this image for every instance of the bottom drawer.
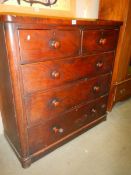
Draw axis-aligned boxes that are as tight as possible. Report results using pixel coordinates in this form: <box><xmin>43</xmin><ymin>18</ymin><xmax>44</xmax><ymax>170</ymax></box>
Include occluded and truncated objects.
<box><xmin>28</xmin><ymin>96</ymin><xmax>108</xmax><ymax>154</ymax></box>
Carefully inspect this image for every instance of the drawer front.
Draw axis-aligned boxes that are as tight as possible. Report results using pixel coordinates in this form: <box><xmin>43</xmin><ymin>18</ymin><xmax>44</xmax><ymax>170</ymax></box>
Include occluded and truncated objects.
<box><xmin>21</xmin><ymin>52</ymin><xmax>114</xmax><ymax>94</ymax></box>
<box><xmin>19</xmin><ymin>28</ymin><xmax>81</xmax><ymax>64</ymax></box>
<box><xmin>82</xmin><ymin>29</ymin><xmax>119</xmax><ymax>54</ymax></box>
<box><xmin>28</xmin><ymin>96</ymin><xmax>108</xmax><ymax>154</ymax></box>
<box><xmin>115</xmin><ymin>79</ymin><xmax>131</xmax><ymax>102</ymax></box>
<box><xmin>25</xmin><ymin>74</ymin><xmax>111</xmax><ymax>125</ymax></box>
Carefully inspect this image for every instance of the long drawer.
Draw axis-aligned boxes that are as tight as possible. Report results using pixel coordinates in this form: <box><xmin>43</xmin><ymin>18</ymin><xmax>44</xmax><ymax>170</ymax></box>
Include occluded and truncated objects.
<box><xmin>25</xmin><ymin>74</ymin><xmax>111</xmax><ymax>125</ymax></box>
<box><xmin>21</xmin><ymin>52</ymin><xmax>114</xmax><ymax>94</ymax></box>
<box><xmin>18</xmin><ymin>28</ymin><xmax>81</xmax><ymax>64</ymax></box>
<box><xmin>82</xmin><ymin>29</ymin><xmax>119</xmax><ymax>54</ymax></box>
<box><xmin>28</xmin><ymin>96</ymin><xmax>108</xmax><ymax>154</ymax></box>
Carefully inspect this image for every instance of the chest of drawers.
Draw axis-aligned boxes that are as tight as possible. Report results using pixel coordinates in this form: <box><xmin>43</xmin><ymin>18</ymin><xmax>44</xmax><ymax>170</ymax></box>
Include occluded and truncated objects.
<box><xmin>0</xmin><ymin>15</ymin><xmax>122</xmax><ymax>168</ymax></box>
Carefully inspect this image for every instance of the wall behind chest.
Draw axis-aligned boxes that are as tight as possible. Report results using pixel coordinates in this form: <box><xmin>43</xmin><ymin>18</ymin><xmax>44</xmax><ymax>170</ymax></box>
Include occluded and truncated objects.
<box><xmin>76</xmin><ymin>0</ymin><xmax>99</xmax><ymax>18</ymax></box>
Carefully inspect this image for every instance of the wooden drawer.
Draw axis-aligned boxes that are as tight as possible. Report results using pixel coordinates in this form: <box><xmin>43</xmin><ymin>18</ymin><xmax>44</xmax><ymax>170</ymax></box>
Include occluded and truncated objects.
<box><xmin>18</xmin><ymin>28</ymin><xmax>81</xmax><ymax>64</ymax></box>
<box><xmin>115</xmin><ymin>79</ymin><xmax>131</xmax><ymax>102</ymax></box>
<box><xmin>28</xmin><ymin>96</ymin><xmax>108</xmax><ymax>154</ymax></box>
<box><xmin>82</xmin><ymin>29</ymin><xmax>119</xmax><ymax>54</ymax></box>
<box><xmin>25</xmin><ymin>74</ymin><xmax>111</xmax><ymax>125</ymax></box>
<box><xmin>21</xmin><ymin>52</ymin><xmax>114</xmax><ymax>94</ymax></box>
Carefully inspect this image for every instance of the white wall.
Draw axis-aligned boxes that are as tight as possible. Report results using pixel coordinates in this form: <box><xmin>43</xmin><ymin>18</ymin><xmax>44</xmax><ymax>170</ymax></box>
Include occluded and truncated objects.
<box><xmin>76</xmin><ymin>0</ymin><xmax>99</xmax><ymax>18</ymax></box>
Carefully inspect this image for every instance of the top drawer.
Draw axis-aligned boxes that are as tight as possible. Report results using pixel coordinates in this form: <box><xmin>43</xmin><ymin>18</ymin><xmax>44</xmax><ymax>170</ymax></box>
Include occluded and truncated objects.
<box><xmin>82</xmin><ymin>29</ymin><xmax>119</xmax><ymax>54</ymax></box>
<box><xmin>18</xmin><ymin>28</ymin><xmax>81</xmax><ymax>64</ymax></box>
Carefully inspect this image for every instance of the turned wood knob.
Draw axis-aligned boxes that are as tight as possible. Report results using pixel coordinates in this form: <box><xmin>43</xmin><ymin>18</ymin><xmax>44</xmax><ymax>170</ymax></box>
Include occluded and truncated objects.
<box><xmin>49</xmin><ymin>39</ymin><xmax>61</xmax><ymax>49</ymax></box>
<box><xmin>93</xmin><ymin>86</ymin><xmax>100</xmax><ymax>93</ymax></box>
<box><xmin>84</xmin><ymin>114</ymin><xmax>88</xmax><ymax>118</ymax></box>
<box><xmin>120</xmin><ymin>88</ymin><xmax>126</xmax><ymax>94</ymax></box>
<box><xmin>101</xmin><ymin>104</ymin><xmax>106</xmax><ymax>109</ymax></box>
<box><xmin>52</xmin><ymin>99</ymin><xmax>60</xmax><ymax>107</ymax></box>
<box><xmin>51</xmin><ymin>71</ymin><xmax>60</xmax><ymax>79</ymax></box>
<box><xmin>99</xmin><ymin>38</ymin><xmax>107</xmax><ymax>45</ymax></box>
<box><xmin>96</xmin><ymin>61</ymin><xmax>103</xmax><ymax>68</ymax></box>
<box><xmin>91</xmin><ymin>108</ymin><xmax>97</xmax><ymax>113</ymax></box>
<box><xmin>59</xmin><ymin>128</ymin><xmax>64</xmax><ymax>133</ymax></box>
<box><xmin>52</xmin><ymin>126</ymin><xmax>64</xmax><ymax>134</ymax></box>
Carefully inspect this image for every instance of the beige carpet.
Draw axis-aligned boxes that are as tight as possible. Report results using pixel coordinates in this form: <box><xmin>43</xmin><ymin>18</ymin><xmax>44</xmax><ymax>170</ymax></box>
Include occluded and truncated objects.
<box><xmin>0</xmin><ymin>98</ymin><xmax>131</xmax><ymax>175</ymax></box>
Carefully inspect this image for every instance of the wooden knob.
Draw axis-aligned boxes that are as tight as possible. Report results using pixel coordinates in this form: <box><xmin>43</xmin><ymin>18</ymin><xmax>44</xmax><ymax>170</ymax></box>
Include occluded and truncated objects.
<box><xmin>120</xmin><ymin>88</ymin><xmax>126</xmax><ymax>94</ymax></box>
<box><xmin>93</xmin><ymin>86</ymin><xmax>100</xmax><ymax>93</ymax></box>
<box><xmin>52</xmin><ymin>99</ymin><xmax>60</xmax><ymax>107</ymax></box>
<box><xmin>99</xmin><ymin>38</ymin><xmax>107</xmax><ymax>45</ymax></box>
<box><xmin>51</xmin><ymin>71</ymin><xmax>60</xmax><ymax>79</ymax></box>
<box><xmin>91</xmin><ymin>108</ymin><xmax>97</xmax><ymax>113</ymax></box>
<box><xmin>96</xmin><ymin>61</ymin><xmax>103</xmax><ymax>68</ymax></box>
<box><xmin>101</xmin><ymin>104</ymin><xmax>106</xmax><ymax>109</ymax></box>
<box><xmin>59</xmin><ymin>128</ymin><xmax>64</xmax><ymax>133</ymax></box>
<box><xmin>49</xmin><ymin>40</ymin><xmax>61</xmax><ymax>49</ymax></box>
<box><xmin>52</xmin><ymin>126</ymin><xmax>59</xmax><ymax>133</ymax></box>
<box><xmin>52</xmin><ymin>126</ymin><xmax>64</xmax><ymax>134</ymax></box>
<box><xmin>84</xmin><ymin>114</ymin><xmax>88</xmax><ymax>118</ymax></box>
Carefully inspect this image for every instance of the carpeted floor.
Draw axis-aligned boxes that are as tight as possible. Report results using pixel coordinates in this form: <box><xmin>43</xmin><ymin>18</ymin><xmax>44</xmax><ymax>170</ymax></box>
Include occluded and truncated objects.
<box><xmin>0</xmin><ymin>98</ymin><xmax>131</xmax><ymax>175</ymax></box>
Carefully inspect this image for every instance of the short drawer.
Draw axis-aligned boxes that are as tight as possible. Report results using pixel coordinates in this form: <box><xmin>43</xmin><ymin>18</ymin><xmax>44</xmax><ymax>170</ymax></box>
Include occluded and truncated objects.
<box><xmin>25</xmin><ymin>74</ymin><xmax>111</xmax><ymax>125</ymax></box>
<box><xmin>82</xmin><ymin>29</ymin><xmax>119</xmax><ymax>54</ymax></box>
<box><xmin>21</xmin><ymin>52</ymin><xmax>114</xmax><ymax>94</ymax></box>
<box><xmin>115</xmin><ymin>79</ymin><xmax>131</xmax><ymax>102</ymax></box>
<box><xmin>28</xmin><ymin>96</ymin><xmax>108</xmax><ymax>154</ymax></box>
<box><xmin>18</xmin><ymin>28</ymin><xmax>81</xmax><ymax>64</ymax></box>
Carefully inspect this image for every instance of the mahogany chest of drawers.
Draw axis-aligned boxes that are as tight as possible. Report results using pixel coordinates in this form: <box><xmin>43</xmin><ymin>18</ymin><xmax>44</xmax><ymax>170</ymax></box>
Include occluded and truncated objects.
<box><xmin>0</xmin><ymin>15</ymin><xmax>122</xmax><ymax>168</ymax></box>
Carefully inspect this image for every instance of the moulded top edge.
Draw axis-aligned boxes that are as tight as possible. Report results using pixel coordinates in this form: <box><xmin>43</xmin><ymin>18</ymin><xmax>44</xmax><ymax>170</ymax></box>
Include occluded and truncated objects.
<box><xmin>0</xmin><ymin>14</ymin><xmax>123</xmax><ymax>27</ymax></box>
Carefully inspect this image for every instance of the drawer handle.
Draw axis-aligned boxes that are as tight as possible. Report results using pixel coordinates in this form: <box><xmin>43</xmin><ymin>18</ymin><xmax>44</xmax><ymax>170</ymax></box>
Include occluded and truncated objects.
<box><xmin>99</xmin><ymin>38</ymin><xmax>107</xmax><ymax>45</ymax></box>
<box><xmin>51</xmin><ymin>70</ymin><xmax>60</xmax><ymax>79</ymax></box>
<box><xmin>93</xmin><ymin>86</ymin><xmax>100</xmax><ymax>93</ymax></box>
<box><xmin>27</xmin><ymin>35</ymin><xmax>31</xmax><ymax>41</ymax></box>
<box><xmin>101</xmin><ymin>104</ymin><xmax>106</xmax><ymax>109</ymax></box>
<box><xmin>52</xmin><ymin>126</ymin><xmax>64</xmax><ymax>134</ymax></box>
<box><xmin>120</xmin><ymin>88</ymin><xmax>126</xmax><ymax>94</ymax></box>
<box><xmin>49</xmin><ymin>39</ymin><xmax>61</xmax><ymax>49</ymax></box>
<box><xmin>52</xmin><ymin>99</ymin><xmax>60</xmax><ymax>107</ymax></box>
<box><xmin>96</xmin><ymin>61</ymin><xmax>103</xmax><ymax>68</ymax></box>
<box><xmin>91</xmin><ymin>108</ymin><xmax>97</xmax><ymax>113</ymax></box>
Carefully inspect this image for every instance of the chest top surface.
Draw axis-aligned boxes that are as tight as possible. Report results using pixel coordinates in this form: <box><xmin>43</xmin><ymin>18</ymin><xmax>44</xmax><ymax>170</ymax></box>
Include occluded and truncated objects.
<box><xmin>0</xmin><ymin>14</ymin><xmax>122</xmax><ymax>27</ymax></box>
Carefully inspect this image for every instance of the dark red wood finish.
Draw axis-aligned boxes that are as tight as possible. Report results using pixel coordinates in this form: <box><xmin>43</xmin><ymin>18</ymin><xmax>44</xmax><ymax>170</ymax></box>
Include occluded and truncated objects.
<box><xmin>82</xmin><ymin>29</ymin><xmax>119</xmax><ymax>54</ymax></box>
<box><xmin>21</xmin><ymin>52</ymin><xmax>114</xmax><ymax>94</ymax></box>
<box><xmin>28</xmin><ymin>96</ymin><xmax>108</xmax><ymax>154</ymax></box>
<box><xmin>25</xmin><ymin>74</ymin><xmax>110</xmax><ymax>125</ymax></box>
<box><xmin>0</xmin><ymin>15</ymin><xmax>122</xmax><ymax>26</ymax></box>
<box><xmin>0</xmin><ymin>15</ymin><xmax>121</xmax><ymax>168</ymax></box>
<box><xmin>115</xmin><ymin>78</ymin><xmax>131</xmax><ymax>102</ymax></box>
<box><xmin>0</xmin><ymin>24</ymin><xmax>21</xmax><ymax>154</ymax></box>
<box><xmin>19</xmin><ymin>28</ymin><xmax>81</xmax><ymax>64</ymax></box>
